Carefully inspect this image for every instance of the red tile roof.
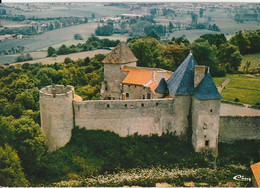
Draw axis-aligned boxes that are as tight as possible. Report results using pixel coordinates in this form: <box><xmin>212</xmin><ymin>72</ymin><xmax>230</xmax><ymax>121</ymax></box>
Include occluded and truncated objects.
<box><xmin>122</xmin><ymin>67</ymin><xmax>172</xmax><ymax>94</ymax></box>
<box><xmin>122</xmin><ymin>67</ymin><xmax>157</xmax><ymax>86</ymax></box>
<box><xmin>251</xmin><ymin>162</ymin><xmax>260</xmax><ymax>187</ymax></box>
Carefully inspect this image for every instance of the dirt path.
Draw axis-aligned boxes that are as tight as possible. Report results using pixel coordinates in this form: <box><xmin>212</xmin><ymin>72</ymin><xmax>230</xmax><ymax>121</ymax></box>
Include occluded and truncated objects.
<box><xmin>217</xmin><ymin>78</ymin><xmax>230</xmax><ymax>93</ymax></box>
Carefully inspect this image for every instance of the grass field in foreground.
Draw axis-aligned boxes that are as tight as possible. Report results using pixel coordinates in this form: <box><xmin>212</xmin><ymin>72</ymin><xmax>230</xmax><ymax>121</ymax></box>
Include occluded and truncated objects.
<box><xmin>213</xmin><ymin>74</ymin><xmax>260</xmax><ymax>105</ymax></box>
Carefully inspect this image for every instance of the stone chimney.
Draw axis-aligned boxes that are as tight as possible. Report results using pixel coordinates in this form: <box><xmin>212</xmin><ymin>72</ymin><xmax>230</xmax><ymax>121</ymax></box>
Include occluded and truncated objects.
<box><xmin>152</xmin><ymin>71</ymin><xmax>156</xmax><ymax>81</ymax></box>
<box><xmin>157</xmin><ymin>70</ymin><xmax>167</xmax><ymax>83</ymax></box>
<box><xmin>194</xmin><ymin>65</ymin><xmax>207</xmax><ymax>88</ymax></box>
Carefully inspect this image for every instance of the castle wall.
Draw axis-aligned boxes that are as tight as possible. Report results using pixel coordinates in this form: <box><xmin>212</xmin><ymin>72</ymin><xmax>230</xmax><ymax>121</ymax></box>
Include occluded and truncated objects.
<box><xmin>40</xmin><ymin>85</ymin><xmax>74</xmax><ymax>152</ymax></box>
<box><xmin>219</xmin><ymin>116</ymin><xmax>260</xmax><ymax>142</ymax></box>
<box><xmin>191</xmin><ymin>97</ymin><xmax>220</xmax><ymax>154</ymax></box>
<box><xmin>171</xmin><ymin>96</ymin><xmax>191</xmax><ymax>137</ymax></box>
<box><xmin>73</xmin><ymin>98</ymin><xmax>183</xmax><ymax>137</ymax></box>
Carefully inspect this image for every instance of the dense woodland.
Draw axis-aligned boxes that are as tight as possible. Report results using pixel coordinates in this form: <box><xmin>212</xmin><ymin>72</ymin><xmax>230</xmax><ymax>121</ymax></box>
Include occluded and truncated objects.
<box><xmin>0</xmin><ymin>30</ymin><xmax>259</xmax><ymax>186</ymax></box>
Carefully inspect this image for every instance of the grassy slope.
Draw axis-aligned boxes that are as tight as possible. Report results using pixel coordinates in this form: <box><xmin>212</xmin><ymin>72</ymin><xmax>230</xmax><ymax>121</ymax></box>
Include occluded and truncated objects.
<box><xmin>213</xmin><ymin>74</ymin><xmax>260</xmax><ymax>105</ymax></box>
<box><xmin>241</xmin><ymin>53</ymin><xmax>260</xmax><ymax>71</ymax></box>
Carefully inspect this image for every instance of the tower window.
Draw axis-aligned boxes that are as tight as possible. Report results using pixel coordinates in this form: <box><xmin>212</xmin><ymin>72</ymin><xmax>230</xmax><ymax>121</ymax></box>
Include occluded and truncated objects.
<box><xmin>126</xmin><ymin>93</ymin><xmax>129</xmax><ymax>98</ymax></box>
<box><xmin>203</xmin><ymin>123</ymin><xmax>207</xmax><ymax>130</ymax></box>
<box><xmin>125</xmin><ymin>104</ymin><xmax>127</xmax><ymax>107</ymax></box>
<box><xmin>141</xmin><ymin>103</ymin><xmax>144</xmax><ymax>107</ymax></box>
<box><xmin>147</xmin><ymin>93</ymin><xmax>151</xmax><ymax>99</ymax></box>
<box><xmin>205</xmin><ymin>140</ymin><xmax>209</xmax><ymax>147</ymax></box>
<box><xmin>107</xmin><ymin>104</ymin><xmax>110</xmax><ymax>108</ymax></box>
<box><xmin>156</xmin><ymin>103</ymin><xmax>159</xmax><ymax>106</ymax></box>
<box><xmin>210</xmin><ymin>109</ymin><xmax>213</xmax><ymax>112</ymax></box>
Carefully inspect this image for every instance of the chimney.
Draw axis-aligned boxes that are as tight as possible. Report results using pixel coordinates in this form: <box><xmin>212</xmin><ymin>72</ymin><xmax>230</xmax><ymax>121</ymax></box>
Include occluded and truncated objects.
<box><xmin>157</xmin><ymin>70</ymin><xmax>166</xmax><ymax>83</ymax></box>
<box><xmin>152</xmin><ymin>71</ymin><xmax>156</xmax><ymax>81</ymax></box>
<box><xmin>194</xmin><ymin>65</ymin><xmax>207</xmax><ymax>88</ymax></box>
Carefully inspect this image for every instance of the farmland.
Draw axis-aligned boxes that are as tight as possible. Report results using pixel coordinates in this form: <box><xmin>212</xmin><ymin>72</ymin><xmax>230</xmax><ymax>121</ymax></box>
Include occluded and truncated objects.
<box><xmin>1</xmin><ymin>2</ymin><xmax>260</xmax><ymax>64</ymax></box>
<box><xmin>0</xmin><ymin>22</ymin><xmax>99</xmax><ymax>52</ymax></box>
<box><xmin>9</xmin><ymin>49</ymin><xmax>110</xmax><ymax>65</ymax></box>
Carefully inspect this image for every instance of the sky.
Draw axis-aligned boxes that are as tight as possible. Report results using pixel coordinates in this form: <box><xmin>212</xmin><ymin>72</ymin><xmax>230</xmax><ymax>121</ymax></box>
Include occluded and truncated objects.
<box><xmin>2</xmin><ymin>0</ymin><xmax>260</xmax><ymax>3</ymax></box>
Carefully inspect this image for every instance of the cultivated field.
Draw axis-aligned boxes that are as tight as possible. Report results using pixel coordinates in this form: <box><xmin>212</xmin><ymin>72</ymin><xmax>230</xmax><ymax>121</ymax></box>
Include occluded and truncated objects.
<box><xmin>10</xmin><ymin>49</ymin><xmax>110</xmax><ymax>65</ymax></box>
<box><xmin>0</xmin><ymin>51</ymin><xmax>47</xmax><ymax>64</ymax></box>
<box><xmin>0</xmin><ymin>22</ymin><xmax>99</xmax><ymax>53</ymax></box>
<box><xmin>10</xmin><ymin>3</ymin><xmax>131</xmax><ymax>18</ymax></box>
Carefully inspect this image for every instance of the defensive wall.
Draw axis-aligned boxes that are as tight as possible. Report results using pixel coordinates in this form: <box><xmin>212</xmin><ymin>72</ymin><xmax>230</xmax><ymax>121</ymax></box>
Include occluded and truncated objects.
<box><xmin>74</xmin><ymin>98</ymin><xmax>187</xmax><ymax>137</ymax></box>
<box><xmin>40</xmin><ymin>85</ymin><xmax>260</xmax><ymax>151</ymax></box>
<box><xmin>219</xmin><ymin>116</ymin><xmax>260</xmax><ymax>142</ymax></box>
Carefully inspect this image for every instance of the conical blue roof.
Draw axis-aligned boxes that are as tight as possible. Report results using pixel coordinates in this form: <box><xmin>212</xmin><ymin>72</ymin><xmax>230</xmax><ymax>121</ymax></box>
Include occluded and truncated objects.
<box><xmin>155</xmin><ymin>78</ymin><xmax>167</xmax><ymax>94</ymax></box>
<box><xmin>166</xmin><ymin>53</ymin><xmax>198</xmax><ymax>96</ymax></box>
<box><xmin>194</xmin><ymin>72</ymin><xmax>222</xmax><ymax>100</ymax></box>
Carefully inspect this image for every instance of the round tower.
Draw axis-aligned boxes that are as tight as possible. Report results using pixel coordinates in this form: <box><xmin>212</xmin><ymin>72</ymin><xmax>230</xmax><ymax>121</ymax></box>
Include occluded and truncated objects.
<box><xmin>39</xmin><ymin>85</ymin><xmax>74</xmax><ymax>152</ymax></box>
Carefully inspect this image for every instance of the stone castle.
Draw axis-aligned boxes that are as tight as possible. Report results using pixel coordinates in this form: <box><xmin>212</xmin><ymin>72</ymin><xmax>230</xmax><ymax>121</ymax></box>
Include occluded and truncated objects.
<box><xmin>40</xmin><ymin>42</ymin><xmax>260</xmax><ymax>154</ymax></box>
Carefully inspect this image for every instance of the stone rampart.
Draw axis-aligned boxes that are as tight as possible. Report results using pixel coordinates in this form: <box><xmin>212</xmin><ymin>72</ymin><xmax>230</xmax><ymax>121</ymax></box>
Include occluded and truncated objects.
<box><xmin>219</xmin><ymin>116</ymin><xmax>260</xmax><ymax>142</ymax></box>
<box><xmin>73</xmin><ymin>98</ymin><xmax>186</xmax><ymax>136</ymax></box>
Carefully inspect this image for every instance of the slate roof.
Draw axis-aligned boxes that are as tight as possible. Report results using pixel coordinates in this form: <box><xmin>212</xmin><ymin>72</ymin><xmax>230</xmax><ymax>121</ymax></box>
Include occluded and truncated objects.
<box><xmin>166</xmin><ymin>52</ymin><xmax>198</xmax><ymax>96</ymax></box>
<box><xmin>193</xmin><ymin>72</ymin><xmax>222</xmax><ymax>100</ymax></box>
<box><xmin>251</xmin><ymin>162</ymin><xmax>260</xmax><ymax>187</ymax></box>
<box><xmin>155</xmin><ymin>78</ymin><xmax>167</xmax><ymax>94</ymax></box>
<box><xmin>102</xmin><ymin>42</ymin><xmax>138</xmax><ymax>64</ymax></box>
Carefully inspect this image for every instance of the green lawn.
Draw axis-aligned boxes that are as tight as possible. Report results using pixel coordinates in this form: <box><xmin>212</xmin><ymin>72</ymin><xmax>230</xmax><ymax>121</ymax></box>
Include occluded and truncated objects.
<box><xmin>213</xmin><ymin>77</ymin><xmax>226</xmax><ymax>87</ymax></box>
<box><xmin>213</xmin><ymin>74</ymin><xmax>260</xmax><ymax>105</ymax></box>
<box><xmin>221</xmin><ymin>88</ymin><xmax>260</xmax><ymax>105</ymax></box>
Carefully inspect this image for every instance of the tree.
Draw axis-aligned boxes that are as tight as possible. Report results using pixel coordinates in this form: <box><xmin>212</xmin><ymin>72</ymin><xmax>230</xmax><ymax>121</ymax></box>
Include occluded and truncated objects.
<box><xmin>129</xmin><ymin>37</ymin><xmax>165</xmax><ymax>68</ymax></box>
<box><xmin>95</xmin><ymin>24</ymin><xmax>114</xmax><ymax>36</ymax></box>
<box><xmin>191</xmin><ymin>13</ymin><xmax>198</xmax><ymax>27</ymax></box>
<box><xmin>168</xmin><ymin>21</ymin><xmax>174</xmax><ymax>32</ymax></box>
<box><xmin>199</xmin><ymin>8</ymin><xmax>204</xmax><ymax>18</ymax></box>
<box><xmin>147</xmin><ymin>29</ymin><xmax>160</xmax><ymax>40</ymax></box>
<box><xmin>191</xmin><ymin>40</ymin><xmax>222</xmax><ymax>76</ymax></box>
<box><xmin>15</xmin><ymin>89</ymin><xmax>36</xmax><ymax>110</ymax></box>
<box><xmin>230</xmin><ymin>31</ymin><xmax>251</xmax><ymax>55</ymax></box>
<box><xmin>64</xmin><ymin>57</ymin><xmax>73</xmax><ymax>64</ymax></box>
<box><xmin>243</xmin><ymin>61</ymin><xmax>251</xmax><ymax>73</ymax></box>
<box><xmin>0</xmin><ymin>144</ymin><xmax>29</xmax><ymax>186</ymax></box>
<box><xmin>0</xmin><ymin>116</ymin><xmax>46</xmax><ymax>176</ymax></box>
<box><xmin>74</xmin><ymin>33</ymin><xmax>83</xmax><ymax>40</ymax></box>
<box><xmin>92</xmin><ymin>13</ymin><xmax>95</xmax><ymax>19</ymax></box>
<box><xmin>150</xmin><ymin>8</ymin><xmax>157</xmax><ymax>17</ymax></box>
<box><xmin>198</xmin><ymin>34</ymin><xmax>227</xmax><ymax>48</ymax></box>
<box><xmin>25</xmin><ymin>53</ymin><xmax>32</xmax><ymax>61</ymax></box>
<box><xmin>173</xmin><ymin>36</ymin><xmax>190</xmax><ymax>46</ymax></box>
<box><xmin>217</xmin><ymin>44</ymin><xmax>242</xmax><ymax>72</ymax></box>
<box><xmin>47</xmin><ymin>46</ymin><xmax>56</xmax><ymax>57</ymax></box>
